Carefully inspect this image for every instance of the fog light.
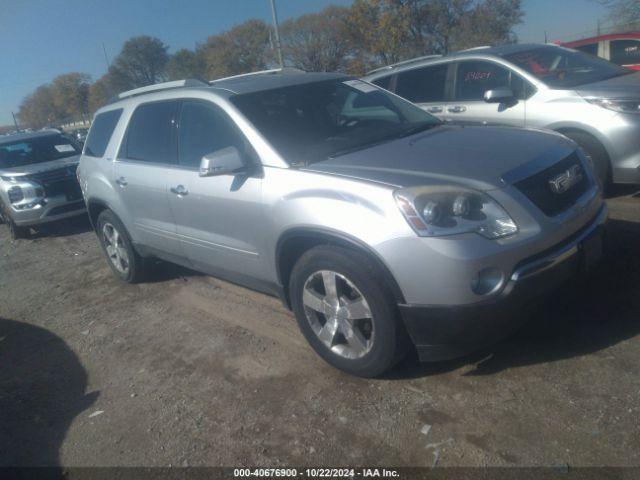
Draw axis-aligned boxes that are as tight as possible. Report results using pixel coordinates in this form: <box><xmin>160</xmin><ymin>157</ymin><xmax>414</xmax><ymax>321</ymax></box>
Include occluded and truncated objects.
<box><xmin>471</xmin><ymin>267</ymin><xmax>505</xmax><ymax>295</ymax></box>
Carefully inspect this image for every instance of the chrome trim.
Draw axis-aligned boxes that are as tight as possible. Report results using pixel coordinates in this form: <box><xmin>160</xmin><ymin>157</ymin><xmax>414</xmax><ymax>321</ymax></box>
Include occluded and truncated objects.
<box><xmin>511</xmin><ymin>205</ymin><xmax>608</xmax><ymax>282</ymax></box>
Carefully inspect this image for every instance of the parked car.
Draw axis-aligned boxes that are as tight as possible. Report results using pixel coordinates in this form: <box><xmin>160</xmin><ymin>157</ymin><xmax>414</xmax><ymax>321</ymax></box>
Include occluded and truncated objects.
<box><xmin>363</xmin><ymin>43</ymin><xmax>640</xmax><ymax>187</ymax></box>
<box><xmin>559</xmin><ymin>33</ymin><xmax>640</xmax><ymax>70</ymax></box>
<box><xmin>0</xmin><ymin>130</ymin><xmax>86</xmax><ymax>239</ymax></box>
<box><xmin>78</xmin><ymin>73</ymin><xmax>606</xmax><ymax>377</ymax></box>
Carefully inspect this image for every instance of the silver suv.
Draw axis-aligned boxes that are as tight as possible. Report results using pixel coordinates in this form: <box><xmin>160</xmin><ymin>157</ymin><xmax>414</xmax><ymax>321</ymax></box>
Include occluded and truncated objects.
<box><xmin>364</xmin><ymin>43</ymin><xmax>640</xmax><ymax>187</ymax></box>
<box><xmin>0</xmin><ymin>130</ymin><xmax>86</xmax><ymax>239</ymax></box>
<box><xmin>78</xmin><ymin>72</ymin><xmax>606</xmax><ymax>377</ymax></box>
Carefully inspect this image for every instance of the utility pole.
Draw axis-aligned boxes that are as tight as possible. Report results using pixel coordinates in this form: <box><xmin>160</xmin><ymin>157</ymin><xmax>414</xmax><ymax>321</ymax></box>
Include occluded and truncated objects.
<box><xmin>11</xmin><ymin>112</ymin><xmax>19</xmax><ymax>132</ymax></box>
<box><xmin>544</xmin><ymin>30</ymin><xmax>548</xmax><ymax>44</ymax></box>
<box><xmin>102</xmin><ymin>42</ymin><xmax>111</xmax><ymax>70</ymax></box>
<box><xmin>269</xmin><ymin>0</ymin><xmax>284</xmax><ymax>69</ymax></box>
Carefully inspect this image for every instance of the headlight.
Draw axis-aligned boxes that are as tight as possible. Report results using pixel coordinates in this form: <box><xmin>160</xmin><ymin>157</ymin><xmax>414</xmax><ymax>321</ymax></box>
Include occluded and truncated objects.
<box><xmin>394</xmin><ymin>186</ymin><xmax>518</xmax><ymax>239</ymax></box>
<box><xmin>8</xmin><ymin>186</ymin><xmax>24</xmax><ymax>204</ymax></box>
<box><xmin>585</xmin><ymin>97</ymin><xmax>640</xmax><ymax>114</ymax></box>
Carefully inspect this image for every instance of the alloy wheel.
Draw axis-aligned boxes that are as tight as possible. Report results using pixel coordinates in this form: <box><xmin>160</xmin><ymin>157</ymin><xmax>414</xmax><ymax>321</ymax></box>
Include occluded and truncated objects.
<box><xmin>102</xmin><ymin>222</ymin><xmax>130</xmax><ymax>275</ymax></box>
<box><xmin>302</xmin><ymin>270</ymin><xmax>375</xmax><ymax>359</ymax></box>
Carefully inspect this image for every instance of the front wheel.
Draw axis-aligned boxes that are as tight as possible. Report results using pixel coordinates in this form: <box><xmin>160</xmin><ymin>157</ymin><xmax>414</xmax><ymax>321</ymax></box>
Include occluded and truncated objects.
<box><xmin>96</xmin><ymin>210</ymin><xmax>145</xmax><ymax>283</ymax></box>
<box><xmin>290</xmin><ymin>245</ymin><xmax>407</xmax><ymax>377</ymax></box>
<box><xmin>563</xmin><ymin>131</ymin><xmax>610</xmax><ymax>189</ymax></box>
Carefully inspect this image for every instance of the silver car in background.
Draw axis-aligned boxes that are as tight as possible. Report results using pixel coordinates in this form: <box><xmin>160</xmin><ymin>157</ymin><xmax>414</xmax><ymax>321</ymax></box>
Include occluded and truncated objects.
<box><xmin>364</xmin><ymin>43</ymin><xmax>640</xmax><ymax>187</ymax></box>
<box><xmin>0</xmin><ymin>130</ymin><xmax>86</xmax><ymax>239</ymax></box>
<box><xmin>79</xmin><ymin>72</ymin><xmax>606</xmax><ymax>377</ymax></box>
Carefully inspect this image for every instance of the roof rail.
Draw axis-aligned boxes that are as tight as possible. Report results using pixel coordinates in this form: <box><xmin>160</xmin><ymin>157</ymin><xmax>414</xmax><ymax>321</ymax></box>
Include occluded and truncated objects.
<box><xmin>366</xmin><ymin>54</ymin><xmax>442</xmax><ymax>75</ymax></box>
<box><xmin>209</xmin><ymin>67</ymin><xmax>306</xmax><ymax>84</ymax></box>
<box><xmin>458</xmin><ymin>45</ymin><xmax>492</xmax><ymax>52</ymax></box>
<box><xmin>110</xmin><ymin>79</ymin><xmax>209</xmax><ymax>103</ymax></box>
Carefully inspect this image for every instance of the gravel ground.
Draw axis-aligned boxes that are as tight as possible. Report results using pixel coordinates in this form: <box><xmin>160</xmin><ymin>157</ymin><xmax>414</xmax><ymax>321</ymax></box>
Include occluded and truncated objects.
<box><xmin>0</xmin><ymin>188</ymin><xmax>639</xmax><ymax>468</ymax></box>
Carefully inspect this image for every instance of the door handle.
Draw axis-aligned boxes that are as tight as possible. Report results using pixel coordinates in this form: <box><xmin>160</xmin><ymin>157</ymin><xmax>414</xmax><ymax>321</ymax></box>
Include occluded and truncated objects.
<box><xmin>426</xmin><ymin>106</ymin><xmax>443</xmax><ymax>114</ymax></box>
<box><xmin>448</xmin><ymin>106</ymin><xmax>467</xmax><ymax>113</ymax></box>
<box><xmin>170</xmin><ymin>185</ymin><xmax>188</xmax><ymax>196</ymax></box>
<box><xmin>115</xmin><ymin>177</ymin><xmax>127</xmax><ymax>187</ymax></box>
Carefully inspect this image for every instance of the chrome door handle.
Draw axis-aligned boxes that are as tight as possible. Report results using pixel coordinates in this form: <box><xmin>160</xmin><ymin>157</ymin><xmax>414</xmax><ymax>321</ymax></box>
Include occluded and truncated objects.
<box><xmin>170</xmin><ymin>185</ymin><xmax>188</xmax><ymax>196</ymax></box>
<box><xmin>448</xmin><ymin>106</ymin><xmax>467</xmax><ymax>113</ymax></box>
<box><xmin>426</xmin><ymin>106</ymin><xmax>443</xmax><ymax>114</ymax></box>
<box><xmin>115</xmin><ymin>177</ymin><xmax>127</xmax><ymax>187</ymax></box>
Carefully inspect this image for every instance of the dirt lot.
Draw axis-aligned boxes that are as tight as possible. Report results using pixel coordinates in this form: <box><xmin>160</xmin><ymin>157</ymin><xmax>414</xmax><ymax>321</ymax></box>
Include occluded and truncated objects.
<box><xmin>1</xmin><ymin>188</ymin><xmax>639</xmax><ymax>468</ymax></box>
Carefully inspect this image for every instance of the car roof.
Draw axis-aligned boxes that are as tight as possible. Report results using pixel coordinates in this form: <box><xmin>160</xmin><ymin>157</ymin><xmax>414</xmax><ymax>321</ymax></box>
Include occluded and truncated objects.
<box><xmin>210</xmin><ymin>71</ymin><xmax>349</xmax><ymax>95</ymax></box>
<box><xmin>365</xmin><ymin>43</ymin><xmax>559</xmax><ymax>77</ymax></box>
<box><xmin>0</xmin><ymin>129</ymin><xmax>63</xmax><ymax>144</ymax></box>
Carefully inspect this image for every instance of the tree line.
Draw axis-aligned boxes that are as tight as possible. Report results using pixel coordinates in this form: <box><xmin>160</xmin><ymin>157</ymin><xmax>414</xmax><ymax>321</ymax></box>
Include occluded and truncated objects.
<box><xmin>18</xmin><ymin>0</ymin><xmax>527</xmax><ymax>128</ymax></box>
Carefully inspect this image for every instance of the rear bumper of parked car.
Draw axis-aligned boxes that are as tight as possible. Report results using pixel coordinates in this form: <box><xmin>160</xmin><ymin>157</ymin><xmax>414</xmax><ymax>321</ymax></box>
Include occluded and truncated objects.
<box><xmin>399</xmin><ymin>205</ymin><xmax>608</xmax><ymax>362</ymax></box>
<box><xmin>11</xmin><ymin>195</ymin><xmax>86</xmax><ymax>227</ymax></box>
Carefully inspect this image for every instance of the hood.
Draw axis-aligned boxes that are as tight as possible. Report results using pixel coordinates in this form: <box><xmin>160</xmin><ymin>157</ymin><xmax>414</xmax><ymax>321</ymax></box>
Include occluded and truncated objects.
<box><xmin>0</xmin><ymin>155</ymin><xmax>80</xmax><ymax>178</ymax></box>
<box><xmin>304</xmin><ymin>126</ymin><xmax>576</xmax><ymax>191</ymax></box>
<box><xmin>575</xmin><ymin>71</ymin><xmax>640</xmax><ymax>99</ymax></box>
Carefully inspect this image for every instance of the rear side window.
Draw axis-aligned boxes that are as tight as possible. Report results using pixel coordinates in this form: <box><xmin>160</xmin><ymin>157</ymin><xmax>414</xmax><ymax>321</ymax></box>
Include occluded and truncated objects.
<box><xmin>178</xmin><ymin>101</ymin><xmax>247</xmax><ymax>168</ymax></box>
<box><xmin>574</xmin><ymin>43</ymin><xmax>598</xmax><ymax>56</ymax></box>
<box><xmin>395</xmin><ymin>64</ymin><xmax>448</xmax><ymax>103</ymax></box>
<box><xmin>84</xmin><ymin>109</ymin><xmax>122</xmax><ymax>158</ymax></box>
<box><xmin>123</xmin><ymin>101</ymin><xmax>178</xmax><ymax>164</ymax></box>
<box><xmin>610</xmin><ymin>39</ymin><xmax>640</xmax><ymax>66</ymax></box>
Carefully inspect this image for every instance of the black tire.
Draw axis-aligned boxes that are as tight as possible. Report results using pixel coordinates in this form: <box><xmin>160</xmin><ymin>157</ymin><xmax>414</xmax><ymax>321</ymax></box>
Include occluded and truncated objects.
<box><xmin>289</xmin><ymin>245</ymin><xmax>407</xmax><ymax>377</ymax></box>
<box><xmin>96</xmin><ymin>209</ymin><xmax>145</xmax><ymax>283</ymax></box>
<box><xmin>562</xmin><ymin>130</ymin><xmax>611</xmax><ymax>189</ymax></box>
<box><xmin>1</xmin><ymin>203</ymin><xmax>29</xmax><ymax>239</ymax></box>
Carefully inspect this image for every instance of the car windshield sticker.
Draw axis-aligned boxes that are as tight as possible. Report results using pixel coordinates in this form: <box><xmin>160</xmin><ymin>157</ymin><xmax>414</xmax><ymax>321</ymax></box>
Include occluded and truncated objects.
<box><xmin>55</xmin><ymin>144</ymin><xmax>75</xmax><ymax>153</ymax></box>
<box><xmin>343</xmin><ymin>79</ymin><xmax>378</xmax><ymax>93</ymax></box>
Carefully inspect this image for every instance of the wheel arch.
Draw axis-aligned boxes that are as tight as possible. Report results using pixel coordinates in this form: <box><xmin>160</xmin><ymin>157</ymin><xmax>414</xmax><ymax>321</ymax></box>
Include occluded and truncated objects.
<box><xmin>275</xmin><ymin>227</ymin><xmax>406</xmax><ymax>309</ymax></box>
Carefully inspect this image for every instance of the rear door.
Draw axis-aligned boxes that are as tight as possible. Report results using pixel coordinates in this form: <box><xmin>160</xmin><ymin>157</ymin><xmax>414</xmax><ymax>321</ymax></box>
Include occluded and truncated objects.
<box><xmin>114</xmin><ymin>100</ymin><xmax>183</xmax><ymax>259</ymax></box>
<box><xmin>392</xmin><ymin>63</ymin><xmax>451</xmax><ymax>120</ymax></box>
<box><xmin>447</xmin><ymin>60</ymin><xmax>529</xmax><ymax>127</ymax></box>
<box><xmin>167</xmin><ymin>99</ymin><xmax>266</xmax><ymax>280</ymax></box>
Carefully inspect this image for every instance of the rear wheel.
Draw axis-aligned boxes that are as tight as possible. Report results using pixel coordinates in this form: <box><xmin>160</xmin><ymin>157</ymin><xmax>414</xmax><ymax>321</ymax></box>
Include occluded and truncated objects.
<box><xmin>289</xmin><ymin>245</ymin><xmax>407</xmax><ymax>377</ymax></box>
<box><xmin>96</xmin><ymin>209</ymin><xmax>145</xmax><ymax>283</ymax></box>
<box><xmin>562</xmin><ymin>130</ymin><xmax>610</xmax><ymax>189</ymax></box>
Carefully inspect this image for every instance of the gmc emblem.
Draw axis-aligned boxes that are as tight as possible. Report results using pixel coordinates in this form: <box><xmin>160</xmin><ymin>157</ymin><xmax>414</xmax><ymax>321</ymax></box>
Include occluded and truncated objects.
<box><xmin>548</xmin><ymin>164</ymin><xmax>583</xmax><ymax>194</ymax></box>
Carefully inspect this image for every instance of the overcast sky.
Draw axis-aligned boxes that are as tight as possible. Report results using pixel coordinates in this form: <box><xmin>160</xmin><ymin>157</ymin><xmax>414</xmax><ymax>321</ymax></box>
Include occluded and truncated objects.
<box><xmin>0</xmin><ymin>0</ymin><xmax>608</xmax><ymax>125</ymax></box>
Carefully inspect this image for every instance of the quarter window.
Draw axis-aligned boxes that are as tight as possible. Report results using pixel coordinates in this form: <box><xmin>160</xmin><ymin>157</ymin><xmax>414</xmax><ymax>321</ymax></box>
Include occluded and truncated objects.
<box><xmin>123</xmin><ymin>101</ymin><xmax>178</xmax><ymax>164</ymax></box>
<box><xmin>610</xmin><ymin>39</ymin><xmax>640</xmax><ymax>66</ymax></box>
<box><xmin>178</xmin><ymin>101</ymin><xmax>247</xmax><ymax>168</ymax></box>
<box><xmin>395</xmin><ymin>64</ymin><xmax>448</xmax><ymax>103</ymax></box>
<box><xmin>84</xmin><ymin>109</ymin><xmax>122</xmax><ymax>158</ymax></box>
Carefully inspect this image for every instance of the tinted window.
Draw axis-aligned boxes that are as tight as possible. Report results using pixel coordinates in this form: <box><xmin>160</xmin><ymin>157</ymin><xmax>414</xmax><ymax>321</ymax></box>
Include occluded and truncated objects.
<box><xmin>178</xmin><ymin>101</ymin><xmax>247</xmax><ymax>168</ymax></box>
<box><xmin>575</xmin><ymin>43</ymin><xmax>598</xmax><ymax>56</ymax></box>
<box><xmin>124</xmin><ymin>101</ymin><xmax>177</xmax><ymax>164</ymax></box>
<box><xmin>610</xmin><ymin>39</ymin><xmax>640</xmax><ymax>66</ymax></box>
<box><xmin>455</xmin><ymin>61</ymin><xmax>513</xmax><ymax>101</ymax></box>
<box><xmin>84</xmin><ymin>109</ymin><xmax>122</xmax><ymax>157</ymax></box>
<box><xmin>503</xmin><ymin>45</ymin><xmax>630</xmax><ymax>88</ymax></box>
<box><xmin>0</xmin><ymin>134</ymin><xmax>80</xmax><ymax>168</ymax></box>
<box><xmin>371</xmin><ymin>75</ymin><xmax>393</xmax><ymax>90</ymax></box>
<box><xmin>395</xmin><ymin>64</ymin><xmax>448</xmax><ymax>103</ymax></box>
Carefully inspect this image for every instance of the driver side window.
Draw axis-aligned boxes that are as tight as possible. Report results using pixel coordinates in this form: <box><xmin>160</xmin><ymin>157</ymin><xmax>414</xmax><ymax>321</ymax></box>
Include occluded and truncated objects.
<box><xmin>454</xmin><ymin>61</ymin><xmax>531</xmax><ymax>101</ymax></box>
<box><xmin>178</xmin><ymin>100</ymin><xmax>249</xmax><ymax>169</ymax></box>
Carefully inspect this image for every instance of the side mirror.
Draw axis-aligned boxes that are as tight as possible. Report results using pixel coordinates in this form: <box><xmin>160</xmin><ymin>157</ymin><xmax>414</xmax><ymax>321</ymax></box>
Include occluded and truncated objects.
<box><xmin>484</xmin><ymin>87</ymin><xmax>515</xmax><ymax>103</ymax></box>
<box><xmin>199</xmin><ymin>146</ymin><xmax>245</xmax><ymax>177</ymax></box>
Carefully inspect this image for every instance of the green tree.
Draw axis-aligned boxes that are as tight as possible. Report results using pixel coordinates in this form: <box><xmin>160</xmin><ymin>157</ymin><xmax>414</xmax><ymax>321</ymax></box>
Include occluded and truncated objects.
<box><xmin>198</xmin><ymin>19</ymin><xmax>272</xmax><ymax>80</ymax></box>
<box><xmin>50</xmin><ymin>72</ymin><xmax>91</xmax><ymax>121</ymax></box>
<box><xmin>280</xmin><ymin>6</ymin><xmax>353</xmax><ymax>72</ymax></box>
<box><xmin>109</xmin><ymin>36</ymin><xmax>169</xmax><ymax>90</ymax></box>
<box><xmin>166</xmin><ymin>49</ymin><xmax>206</xmax><ymax>80</ymax></box>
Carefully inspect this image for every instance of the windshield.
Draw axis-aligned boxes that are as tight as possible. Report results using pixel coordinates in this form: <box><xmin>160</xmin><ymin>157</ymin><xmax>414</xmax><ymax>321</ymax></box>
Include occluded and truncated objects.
<box><xmin>231</xmin><ymin>79</ymin><xmax>441</xmax><ymax>165</ymax></box>
<box><xmin>0</xmin><ymin>134</ymin><xmax>80</xmax><ymax>169</ymax></box>
<box><xmin>502</xmin><ymin>46</ymin><xmax>631</xmax><ymax>88</ymax></box>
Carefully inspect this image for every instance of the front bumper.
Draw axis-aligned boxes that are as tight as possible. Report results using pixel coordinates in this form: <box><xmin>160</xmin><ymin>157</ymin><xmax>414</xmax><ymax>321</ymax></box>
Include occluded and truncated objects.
<box><xmin>399</xmin><ymin>205</ymin><xmax>608</xmax><ymax>361</ymax></box>
<box><xmin>11</xmin><ymin>196</ymin><xmax>86</xmax><ymax>226</ymax></box>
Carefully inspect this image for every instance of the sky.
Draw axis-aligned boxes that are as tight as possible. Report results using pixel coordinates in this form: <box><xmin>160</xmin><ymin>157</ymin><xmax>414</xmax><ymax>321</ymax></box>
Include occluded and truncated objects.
<box><xmin>0</xmin><ymin>0</ymin><xmax>608</xmax><ymax>126</ymax></box>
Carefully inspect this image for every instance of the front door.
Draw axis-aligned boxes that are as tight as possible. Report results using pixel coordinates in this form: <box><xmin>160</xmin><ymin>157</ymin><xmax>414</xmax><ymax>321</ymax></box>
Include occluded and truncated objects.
<box><xmin>167</xmin><ymin>99</ymin><xmax>267</xmax><ymax>281</ymax></box>
<box><xmin>447</xmin><ymin>60</ymin><xmax>528</xmax><ymax>127</ymax></box>
<box><xmin>392</xmin><ymin>63</ymin><xmax>451</xmax><ymax>122</ymax></box>
<box><xmin>114</xmin><ymin>100</ymin><xmax>183</xmax><ymax>259</ymax></box>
